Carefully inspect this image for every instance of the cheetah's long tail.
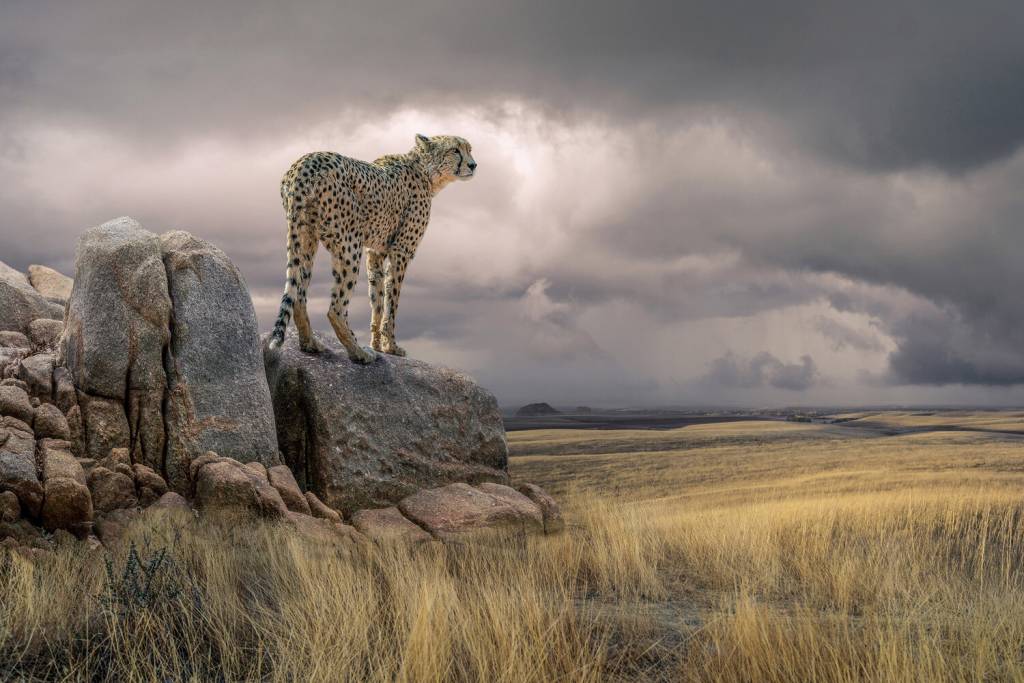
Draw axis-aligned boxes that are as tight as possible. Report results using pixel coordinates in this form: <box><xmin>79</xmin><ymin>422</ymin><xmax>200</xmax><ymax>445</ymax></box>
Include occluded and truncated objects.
<box><xmin>268</xmin><ymin>209</ymin><xmax>300</xmax><ymax>349</ymax></box>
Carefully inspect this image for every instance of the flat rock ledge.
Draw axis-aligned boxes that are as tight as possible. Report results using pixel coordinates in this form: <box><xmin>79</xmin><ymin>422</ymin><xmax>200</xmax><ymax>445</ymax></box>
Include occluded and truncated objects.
<box><xmin>264</xmin><ymin>330</ymin><xmax>510</xmax><ymax>515</ymax></box>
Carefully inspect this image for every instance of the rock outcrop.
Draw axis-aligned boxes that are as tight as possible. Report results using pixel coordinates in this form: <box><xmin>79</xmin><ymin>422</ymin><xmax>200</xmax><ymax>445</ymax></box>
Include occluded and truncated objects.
<box><xmin>264</xmin><ymin>331</ymin><xmax>510</xmax><ymax>514</ymax></box>
<box><xmin>0</xmin><ymin>217</ymin><xmax>565</xmax><ymax>557</ymax></box>
<box><xmin>62</xmin><ymin>218</ymin><xmax>279</xmax><ymax>493</ymax></box>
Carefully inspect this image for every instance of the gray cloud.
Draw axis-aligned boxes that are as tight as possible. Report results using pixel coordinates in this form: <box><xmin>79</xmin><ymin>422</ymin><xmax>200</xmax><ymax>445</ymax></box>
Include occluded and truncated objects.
<box><xmin>813</xmin><ymin>316</ymin><xmax>885</xmax><ymax>353</ymax></box>
<box><xmin>705</xmin><ymin>352</ymin><xmax>821</xmax><ymax>391</ymax></box>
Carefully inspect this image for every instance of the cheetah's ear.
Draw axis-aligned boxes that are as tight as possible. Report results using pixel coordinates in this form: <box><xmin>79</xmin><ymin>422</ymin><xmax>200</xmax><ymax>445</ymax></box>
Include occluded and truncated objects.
<box><xmin>415</xmin><ymin>134</ymin><xmax>431</xmax><ymax>151</ymax></box>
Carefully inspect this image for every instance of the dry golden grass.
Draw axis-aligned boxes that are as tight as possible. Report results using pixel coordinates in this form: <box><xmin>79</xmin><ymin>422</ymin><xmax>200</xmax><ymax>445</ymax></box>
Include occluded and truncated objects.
<box><xmin>3</xmin><ymin>417</ymin><xmax>1024</xmax><ymax>681</ymax></box>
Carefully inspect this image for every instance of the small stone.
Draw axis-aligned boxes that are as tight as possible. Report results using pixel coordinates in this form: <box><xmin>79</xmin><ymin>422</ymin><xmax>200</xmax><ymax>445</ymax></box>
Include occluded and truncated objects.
<box><xmin>113</xmin><ymin>462</ymin><xmax>133</xmax><ymax>478</ymax></box>
<box><xmin>267</xmin><ymin>465</ymin><xmax>311</xmax><ymax>515</ymax></box>
<box><xmin>0</xmin><ymin>331</ymin><xmax>30</xmax><ymax>349</ymax></box>
<box><xmin>151</xmin><ymin>491</ymin><xmax>190</xmax><ymax>512</ymax></box>
<box><xmin>515</xmin><ymin>483</ymin><xmax>565</xmax><ymax>534</ymax></box>
<box><xmin>0</xmin><ymin>385</ymin><xmax>33</xmax><ymax>423</ymax></box>
<box><xmin>244</xmin><ymin>461</ymin><xmax>268</xmax><ymax>479</ymax></box>
<box><xmin>41</xmin><ymin>477</ymin><xmax>93</xmax><ymax>538</ymax></box>
<box><xmin>0</xmin><ymin>423</ymin><xmax>42</xmax><ymax>517</ymax></box>
<box><xmin>33</xmin><ymin>404</ymin><xmax>70</xmax><ymax>440</ymax></box>
<box><xmin>27</xmin><ymin>265</ymin><xmax>73</xmax><ymax>305</ymax></box>
<box><xmin>1</xmin><ymin>415</ymin><xmax>32</xmax><ymax>434</ymax></box>
<box><xmin>27</xmin><ymin>319</ymin><xmax>64</xmax><ymax>352</ymax></box>
<box><xmin>304</xmin><ymin>491</ymin><xmax>342</xmax><ymax>523</ymax></box>
<box><xmin>132</xmin><ymin>463</ymin><xmax>167</xmax><ymax>507</ymax></box>
<box><xmin>193</xmin><ymin>457</ymin><xmax>287</xmax><ymax>520</ymax></box>
<box><xmin>286</xmin><ymin>511</ymin><xmax>368</xmax><ymax>550</ymax></box>
<box><xmin>0</xmin><ymin>378</ymin><xmax>28</xmax><ymax>392</ymax></box>
<box><xmin>476</xmin><ymin>482</ymin><xmax>546</xmax><ymax>531</ymax></box>
<box><xmin>17</xmin><ymin>353</ymin><xmax>54</xmax><ymax>399</ymax></box>
<box><xmin>351</xmin><ymin>506</ymin><xmax>433</xmax><ymax>545</ymax></box>
<box><xmin>40</xmin><ymin>438</ymin><xmax>85</xmax><ymax>485</ymax></box>
<box><xmin>0</xmin><ymin>490</ymin><xmax>19</xmax><ymax>522</ymax></box>
<box><xmin>87</xmin><ymin>466</ymin><xmax>138</xmax><ymax>513</ymax></box>
<box><xmin>97</xmin><ymin>447</ymin><xmax>131</xmax><ymax>470</ymax></box>
<box><xmin>398</xmin><ymin>482</ymin><xmax>544</xmax><ymax>540</ymax></box>
<box><xmin>188</xmin><ymin>451</ymin><xmax>224</xmax><ymax>483</ymax></box>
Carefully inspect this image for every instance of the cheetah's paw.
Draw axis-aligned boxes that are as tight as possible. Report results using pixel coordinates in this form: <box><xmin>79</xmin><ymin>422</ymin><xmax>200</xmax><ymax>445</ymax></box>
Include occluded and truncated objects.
<box><xmin>382</xmin><ymin>342</ymin><xmax>407</xmax><ymax>357</ymax></box>
<box><xmin>349</xmin><ymin>345</ymin><xmax>378</xmax><ymax>364</ymax></box>
<box><xmin>300</xmin><ymin>337</ymin><xmax>326</xmax><ymax>354</ymax></box>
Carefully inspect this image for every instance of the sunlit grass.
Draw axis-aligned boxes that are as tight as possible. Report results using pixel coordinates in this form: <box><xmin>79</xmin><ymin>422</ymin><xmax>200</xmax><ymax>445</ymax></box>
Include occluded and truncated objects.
<box><xmin>3</xmin><ymin>420</ymin><xmax>1024</xmax><ymax>680</ymax></box>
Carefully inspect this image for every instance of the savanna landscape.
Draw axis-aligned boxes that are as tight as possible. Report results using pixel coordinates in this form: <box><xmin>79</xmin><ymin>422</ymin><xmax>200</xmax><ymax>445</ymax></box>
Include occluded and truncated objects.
<box><xmin>6</xmin><ymin>2</ymin><xmax>1024</xmax><ymax>681</ymax></box>
<box><xmin>5</xmin><ymin>412</ymin><xmax>1024</xmax><ymax>681</ymax></box>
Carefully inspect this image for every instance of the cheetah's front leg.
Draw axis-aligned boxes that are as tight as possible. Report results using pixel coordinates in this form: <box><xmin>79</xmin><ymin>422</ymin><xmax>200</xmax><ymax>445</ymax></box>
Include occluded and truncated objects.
<box><xmin>366</xmin><ymin>250</ymin><xmax>386</xmax><ymax>352</ymax></box>
<box><xmin>328</xmin><ymin>247</ymin><xmax>376</xmax><ymax>364</ymax></box>
<box><xmin>380</xmin><ymin>250</ymin><xmax>410</xmax><ymax>357</ymax></box>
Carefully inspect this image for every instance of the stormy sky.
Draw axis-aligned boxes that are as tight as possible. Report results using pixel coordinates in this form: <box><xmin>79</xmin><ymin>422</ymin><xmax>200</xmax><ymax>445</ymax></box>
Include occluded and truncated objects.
<box><xmin>3</xmin><ymin>0</ymin><xmax>1024</xmax><ymax>408</ymax></box>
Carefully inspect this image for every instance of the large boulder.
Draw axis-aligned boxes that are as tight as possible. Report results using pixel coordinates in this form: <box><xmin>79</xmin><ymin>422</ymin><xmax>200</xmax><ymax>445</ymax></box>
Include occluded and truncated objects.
<box><xmin>62</xmin><ymin>217</ymin><xmax>171</xmax><ymax>473</ymax></box>
<box><xmin>27</xmin><ymin>265</ymin><xmax>73</xmax><ymax>305</ymax></box>
<box><xmin>0</xmin><ymin>261</ymin><xmax>64</xmax><ymax>335</ymax></box>
<box><xmin>61</xmin><ymin>218</ymin><xmax>280</xmax><ymax>494</ymax></box>
<box><xmin>264</xmin><ymin>332</ymin><xmax>510</xmax><ymax>514</ymax></box>
<box><xmin>160</xmin><ymin>231</ymin><xmax>279</xmax><ymax>491</ymax></box>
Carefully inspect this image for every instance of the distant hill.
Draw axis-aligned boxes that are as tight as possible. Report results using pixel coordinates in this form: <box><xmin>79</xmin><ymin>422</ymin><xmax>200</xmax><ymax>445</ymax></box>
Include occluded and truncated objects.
<box><xmin>516</xmin><ymin>402</ymin><xmax>561</xmax><ymax>417</ymax></box>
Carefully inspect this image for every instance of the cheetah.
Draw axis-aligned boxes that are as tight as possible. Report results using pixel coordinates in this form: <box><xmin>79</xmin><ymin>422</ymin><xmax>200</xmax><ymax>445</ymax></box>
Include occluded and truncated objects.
<box><xmin>267</xmin><ymin>134</ymin><xmax>476</xmax><ymax>363</ymax></box>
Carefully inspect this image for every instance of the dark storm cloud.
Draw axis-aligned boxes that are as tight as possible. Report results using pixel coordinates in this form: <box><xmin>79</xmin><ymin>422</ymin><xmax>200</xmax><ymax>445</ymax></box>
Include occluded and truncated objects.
<box><xmin>705</xmin><ymin>352</ymin><xmax>820</xmax><ymax>391</ymax></box>
<box><xmin>813</xmin><ymin>316</ymin><xmax>885</xmax><ymax>353</ymax></box>
<box><xmin>3</xmin><ymin>1</ymin><xmax>1024</xmax><ymax>171</ymax></box>
<box><xmin>2</xmin><ymin>0</ymin><xmax>1024</xmax><ymax>402</ymax></box>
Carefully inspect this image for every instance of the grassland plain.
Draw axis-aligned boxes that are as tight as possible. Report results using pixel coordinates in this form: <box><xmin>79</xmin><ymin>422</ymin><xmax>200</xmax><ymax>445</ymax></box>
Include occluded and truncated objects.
<box><xmin>3</xmin><ymin>417</ymin><xmax>1024</xmax><ymax>681</ymax></box>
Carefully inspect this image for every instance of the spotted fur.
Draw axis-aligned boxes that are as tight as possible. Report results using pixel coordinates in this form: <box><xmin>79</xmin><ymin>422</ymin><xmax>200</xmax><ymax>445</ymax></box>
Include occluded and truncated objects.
<box><xmin>268</xmin><ymin>134</ymin><xmax>476</xmax><ymax>362</ymax></box>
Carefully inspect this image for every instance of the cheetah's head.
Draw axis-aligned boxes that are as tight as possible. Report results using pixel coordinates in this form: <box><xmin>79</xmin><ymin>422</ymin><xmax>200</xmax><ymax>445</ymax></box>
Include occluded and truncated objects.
<box><xmin>414</xmin><ymin>134</ymin><xmax>476</xmax><ymax>193</ymax></box>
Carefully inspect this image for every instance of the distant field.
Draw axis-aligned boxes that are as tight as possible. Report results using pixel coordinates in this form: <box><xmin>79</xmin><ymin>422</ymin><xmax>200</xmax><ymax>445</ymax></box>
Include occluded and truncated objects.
<box><xmin>830</xmin><ymin>410</ymin><xmax>1024</xmax><ymax>435</ymax></box>
<box><xmin>502</xmin><ymin>412</ymin><xmax>777</xmax><ymax>432</ymax></box>
<box><xmin>509</xmin><ymin>418</ymin><xmax>1024</xmax><ymax>680</ymax></box>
